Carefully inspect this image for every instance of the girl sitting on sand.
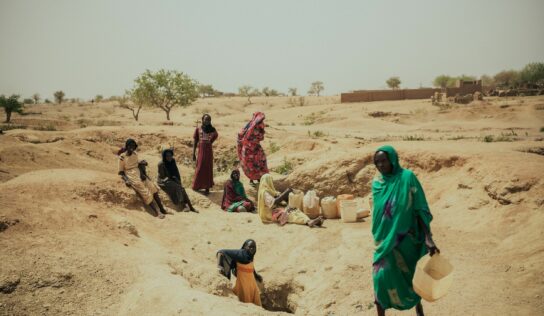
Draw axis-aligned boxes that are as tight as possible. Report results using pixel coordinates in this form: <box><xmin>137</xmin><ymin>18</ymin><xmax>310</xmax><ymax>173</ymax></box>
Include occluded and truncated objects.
<box><xmin>157</xmin><ymin>148</ymin><xmax>198</xmax><ymax>213</ymax></box>
<box><xmin>257</xmin><ymin>174</ymin><xmax>324</xmax><ymax>227</ymax></box>
<box><xmin>371</xmin><ymin>145</ymin><xmax>440</xmax><ymax>316</ymax></box>
<box><xmin>221</xmin><ymin>169</ymin><xmax>255</xmax><ymax>213</ymax></box>
<box><xmin>217</xmin><ymin>239</ymin><xmax>263</xmax><ymax>306</ymax></box>
<box><xmin>118</xmin><ymin>138</ymin><xmax>168</xmax><ymax>219</ymax></box>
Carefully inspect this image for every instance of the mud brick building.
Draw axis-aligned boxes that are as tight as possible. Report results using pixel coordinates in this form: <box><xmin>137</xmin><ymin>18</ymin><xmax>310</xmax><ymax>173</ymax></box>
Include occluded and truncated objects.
<box><xmin>341</xmin><ymin>80</ymin><xmax>482</xmax><ymax>103</ymax></box>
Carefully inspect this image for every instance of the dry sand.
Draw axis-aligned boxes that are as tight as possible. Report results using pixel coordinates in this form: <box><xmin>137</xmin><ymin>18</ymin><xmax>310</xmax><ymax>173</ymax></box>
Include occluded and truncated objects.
<box><xmin>1</xmin><ymin>95</ymin><xmax>543</xmax><ymax>315</ymax></box>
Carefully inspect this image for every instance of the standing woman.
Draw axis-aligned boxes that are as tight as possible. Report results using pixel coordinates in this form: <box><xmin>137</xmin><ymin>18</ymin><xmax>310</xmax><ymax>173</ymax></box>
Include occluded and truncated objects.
<box><xmin>157</xmin><ymin>148</ymin><xmax>198</xmax><ymax>213</ymax></box>
<box><xmin>192</xmin><ymin>114</ymin><xmax>218</xmax><ymax>195</ymax></box>
<box><xmin>216</xmin><ymin>239</ymin><xmax>263</xmax><ymax>307</ymax></box>
<box><xmin>371</xmin><ymin>145</ymin><xmax>439</xmax><ymax>316</ymax></box>
<box><xmin>237</xmin><ymin>112</ymin><xmax>269</xmax><ymax>186</ymax></box>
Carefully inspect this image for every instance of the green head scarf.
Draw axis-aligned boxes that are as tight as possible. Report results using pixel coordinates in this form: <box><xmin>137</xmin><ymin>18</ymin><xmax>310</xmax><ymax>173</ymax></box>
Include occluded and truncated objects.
<box><xmin>371</xmin><ymin>145</ymin><xmax>432</xmax><ymax>263</ymax></box>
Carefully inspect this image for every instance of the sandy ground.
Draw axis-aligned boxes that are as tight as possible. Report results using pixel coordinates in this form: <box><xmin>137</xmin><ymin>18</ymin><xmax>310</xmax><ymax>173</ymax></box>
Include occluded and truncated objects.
<box><xmin>0</xmin><ymin>95</ymin><xmax>543</xmax><ymax>316</ymax></box>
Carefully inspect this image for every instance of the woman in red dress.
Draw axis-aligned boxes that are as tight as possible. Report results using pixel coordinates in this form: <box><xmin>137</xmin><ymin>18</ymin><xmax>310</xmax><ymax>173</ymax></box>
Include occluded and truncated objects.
<box><xmin>237</xmin><ymin>112</ymin><xmax>269</xmax><ymax>186</ymax></box>
<box><xmin>192</xmin><ymin>114</ymin><xmax>218</xmax><ymax>195</ymax></box>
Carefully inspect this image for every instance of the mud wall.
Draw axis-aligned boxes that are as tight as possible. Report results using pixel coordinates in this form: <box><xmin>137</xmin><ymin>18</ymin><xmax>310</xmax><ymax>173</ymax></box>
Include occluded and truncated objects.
<box><xmin>341</xmin><ymin>82</ymin><xmax>482</xmax><ymax>103</ymax></box>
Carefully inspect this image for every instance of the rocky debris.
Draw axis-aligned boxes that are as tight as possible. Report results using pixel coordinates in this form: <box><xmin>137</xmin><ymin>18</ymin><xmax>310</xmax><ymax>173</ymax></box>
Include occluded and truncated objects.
<box><xmin>30</xmin><ymin>273</ymin><xmax>74</xmax><ymax>289</ymax></box>
<box><xmin>117</xmin><ymin>221</ymin><xmax>139</xmax><ymax>237</ymax></box>
<box><xmin>519</xmin><ymin>147</ymin><xmax>544</xmax><ymax>156</ymax></box>
<box><xmin>484</xmin><ymin>178</ymin><xmax>536</xmax><ymax>205</ymax></box>
<box><xmin>0</xmin><ymin>218</ymin><xmax>20</xmax><ymax>233</ymax></box>
<box><xmin>0</xmin><ymin>276</ymin><xmax>20</xmax><ymax>294</ymax></box>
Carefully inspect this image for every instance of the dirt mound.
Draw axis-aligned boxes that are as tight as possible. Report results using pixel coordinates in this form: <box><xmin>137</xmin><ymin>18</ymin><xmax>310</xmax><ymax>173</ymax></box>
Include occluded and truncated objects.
<box><xmin>278</xmin><ymin>151</ymin><xmax>466</xmax><ymax>197</ymax></box>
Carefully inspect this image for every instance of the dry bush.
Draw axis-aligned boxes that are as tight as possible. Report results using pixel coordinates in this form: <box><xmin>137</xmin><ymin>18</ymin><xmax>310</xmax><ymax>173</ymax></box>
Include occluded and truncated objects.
<box><xmin>368</xmin><ymin>111</ymin><xmax>392</xmax><ymax>118</ymax></box>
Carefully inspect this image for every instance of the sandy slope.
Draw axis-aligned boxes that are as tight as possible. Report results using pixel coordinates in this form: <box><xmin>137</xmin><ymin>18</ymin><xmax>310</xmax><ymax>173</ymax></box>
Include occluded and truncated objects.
<box><xmin>1</xmin><ymin>96</ymin><xmax>543</xmax><ymax>315</ymax></box>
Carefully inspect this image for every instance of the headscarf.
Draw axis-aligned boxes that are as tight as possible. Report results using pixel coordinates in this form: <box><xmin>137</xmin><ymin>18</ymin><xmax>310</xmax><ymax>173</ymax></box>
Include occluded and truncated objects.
<box><xmin>238</xmin><ymin>112</ymin><xmax>265</xmax><ymax>144</ymax></box>
<box><xmin>217</xmin><ymin>239</ymin><xmax>256</xmax><ymax>280</ymax></box>
<box><xmin>221</xmin><ymin>169</ymin><xmax>248</xmax><ymax>210</ymax></box>
<box><xmin>371</xmin><ymin>145</ymin><xmax>432</xmax><ymax>264</ymax></box>
<box><xmin>201</xmin><ymin>114</ymin><xmax>216</xmax><ymax>134</ymax></box>
<box><xmin>230</xmin><ymin>169</ymin><xmax>247</xmax><ymax>198</ymax></box>
<box><xmin>161</xmin><ymin>148</ymin><xmax>181</xmax><ymax>180</ymax></box>
<box><xmin>257</xmin><ymin>174</ymin><xmax>280</xmax><ymax>223</ymax></box>
<box><xmin>118</xmin><ymin>138</ymin><xmax>138</xmax><ymax>155</ymax></box>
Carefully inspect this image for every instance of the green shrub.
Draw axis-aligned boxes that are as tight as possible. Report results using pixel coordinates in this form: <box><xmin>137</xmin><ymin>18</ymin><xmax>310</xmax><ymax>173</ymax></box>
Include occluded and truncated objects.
<box><xmin>402</xmin><ymin>135</ymin><xmax>425</xmax><ymax>141</ymax></box>
<box><xmin>0</xmin><ymin>123</ymin><xmax>27</xmax><ymax>131</ymax></box>
<box><xmin>306</xmin><ymin>130</ymin><xmax>327</xmax><ymax>138</ymax></box>
<box><xmin>303</xmin><ymin>112</ymin><xmax>319</xmax><ymax>125</ymax></box>
<box><xmin>448</xmin><ymin>135</ymin><xmax>466</xmax><ymax>140</ymax></box>
<box><xmin>273</xmin><ymin>157</ymin><xmax>294</xmax><ymax>175</ymax></box>
<box><xmin>482</xmin><ymin>134</ymin><xmax>516</xmax><ymax>142</ymax></box>
<box><xmin>269</xmin><ymin>142</ymin><xmax>280</xmax><ymax>154</ymax></box>
<box><xmin>34</xmin><ymin>124</ymin><xmax>57</xmax><ymax>131</ymax></box>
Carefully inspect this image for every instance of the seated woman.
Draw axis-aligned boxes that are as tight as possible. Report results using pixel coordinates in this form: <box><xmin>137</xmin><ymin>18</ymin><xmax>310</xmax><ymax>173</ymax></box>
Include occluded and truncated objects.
<box><xmin>257</xmin><ymin>174</ymin><xmax>324</xmax><ymax>227</ymax></box>
<box><xmin>217</xmin><ymin>239</ymin><xmax>263</xmax><ymax>307</ymax></box>
<box><xmin>118</xmin><ymin>139</ymin><xmax>167</xmax><ymax>219</ymax></box>
<box><xmin>221</xmin><ymin>169</ymin><xmax>255</xmax><ymax>213</ymax></box>
<box><xmin>157</xmin><ymin>148</ymin><xmax>198</xmax><ymax>213</ymax></box>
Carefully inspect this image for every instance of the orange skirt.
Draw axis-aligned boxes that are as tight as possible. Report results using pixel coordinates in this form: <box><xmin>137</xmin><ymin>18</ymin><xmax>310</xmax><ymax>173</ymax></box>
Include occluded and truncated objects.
<box><xmin>233</xmin><ymin>262</ymin><xmax>261</xmax><ymax>306</ymax></box>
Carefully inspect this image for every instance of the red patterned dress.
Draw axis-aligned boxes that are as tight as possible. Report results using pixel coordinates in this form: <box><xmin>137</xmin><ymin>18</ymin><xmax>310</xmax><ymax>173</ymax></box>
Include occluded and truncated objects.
<box><xmin>237</xmin><ymin>112</ymin><xmax>269</xmax><ymax>181</ymax></box>
<box><xmin>192</xmin><ymin>127</ymin><xmax>218</xmax><ymax>190</ymax></box>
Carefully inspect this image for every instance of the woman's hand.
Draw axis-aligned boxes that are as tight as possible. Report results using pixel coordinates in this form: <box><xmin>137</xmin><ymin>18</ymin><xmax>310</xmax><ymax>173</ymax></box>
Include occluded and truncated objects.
<box><xmin>192</xmin><ymin>153</ymin><xmax>197</xmax><ymax>161</ymax></box>
<box><xmin>425</xmin><ymin>235</ymin><xmax>440</xmax><ymax>256</ymax></box>
<box><xmin>254</xmin><ymin>272</ymin><xmax>263</xmax><ymax>283</ymax></box>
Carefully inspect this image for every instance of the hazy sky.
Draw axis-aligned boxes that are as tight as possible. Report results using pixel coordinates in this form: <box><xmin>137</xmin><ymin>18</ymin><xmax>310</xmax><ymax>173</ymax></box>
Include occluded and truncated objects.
<box><xmin>1</xmin><ymin>0</ymin><xmax>543</xmax><ymax>99</ymax></box>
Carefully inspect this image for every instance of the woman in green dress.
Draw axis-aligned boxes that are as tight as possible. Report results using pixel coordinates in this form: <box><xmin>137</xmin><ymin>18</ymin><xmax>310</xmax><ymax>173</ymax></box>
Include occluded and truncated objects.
<box><xmin>371</xmin><ymin>146</ymin><xmax>440</xmax><ymax>316</ymax></box>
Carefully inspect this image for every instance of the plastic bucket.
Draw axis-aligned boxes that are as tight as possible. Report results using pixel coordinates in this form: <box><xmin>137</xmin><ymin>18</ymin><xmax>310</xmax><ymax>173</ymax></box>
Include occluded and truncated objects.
<box><xmin>413</xmin><ymin>253</ymin><xmax>454</xmax><ymax>302</ymax></box>
<box><xmin>339</xmin><ymin>200</ymin><xmax>358</xmax><ymax>223</ymax></box>
<box><xmin>288</xmin><ymin>190</ymin><xmax>303</xmax><ymax>210</ymax></box>
<box><xmin>321</xmin><ymin>197</ymin><xmax>338</xmax><ymax>219</ymax></box>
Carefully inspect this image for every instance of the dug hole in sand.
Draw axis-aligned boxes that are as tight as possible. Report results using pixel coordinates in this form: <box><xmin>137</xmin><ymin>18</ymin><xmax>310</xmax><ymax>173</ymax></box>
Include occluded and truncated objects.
<box><xmin>1</xmin><ymin>96</ymin><xmax>543</xmax><ymax>315</ymax></box>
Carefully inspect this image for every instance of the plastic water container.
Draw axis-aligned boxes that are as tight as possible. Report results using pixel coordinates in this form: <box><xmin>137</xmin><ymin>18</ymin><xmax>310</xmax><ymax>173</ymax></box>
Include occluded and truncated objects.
<box><xmin>356</xmin><ymin>209</ymin><xmax>370</xmax><ymax>219</ymax></box>
<box><xmin>303</xmin><ymin>190</ymin><xmax>320</xmax><ymax>219</ymax></box>
<box><xmin>413</xmin><ymin>253</ymin><xmax>454</xmax><ymax>302</ymax></box>
<box><xmin>321</xmin><ymin>197</ymin><xmax>338</xmax><ymax>219</ymax></box>
<box><xmin>336</xmin><ymin>194</ymin><xmax>354</xmax><ymax>218</ymax></box>
<box><xmin>339</xmin><ymin>200</ymin><xmax>358</xmax><ymax>223</ymax></box>
<box><xmin>288</xmin><ymin>190</ymin><xmax>303</xmax><ymax>210</ymax></box>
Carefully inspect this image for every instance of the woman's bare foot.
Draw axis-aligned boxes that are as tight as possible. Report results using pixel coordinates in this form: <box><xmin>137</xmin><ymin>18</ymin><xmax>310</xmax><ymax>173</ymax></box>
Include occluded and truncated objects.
<box><xmin>307</xmin><ymin>216</ymin><xmax>325</xmax><ymax>227</ymax></box>
<box><xmin>316</xmin><ymin>216</ymin><xmax>324</xmax><ymax>226</ymax></box>
<box><xmin>157</xmin><ymin>212</ymin><xmax>165</xmax><ymax>219</ymax></box>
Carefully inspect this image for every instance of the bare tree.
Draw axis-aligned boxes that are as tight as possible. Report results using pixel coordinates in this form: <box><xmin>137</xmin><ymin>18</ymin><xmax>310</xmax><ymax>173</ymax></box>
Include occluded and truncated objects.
<box><xmin>288</xmin><ymin>87</ymin><xmax>297</xmax><ymax>96</ymax></box>
<box><xmin>54</xmin><ymin>91</ymin><xmax>65</xmax><ymax>104</ymax></box>
<box><xmin>386</xmin><ymin>77</ymin><xmax>401</xmax><ymax>89</ymax></box>
<box><xmin>238</xmin><ymin>85</ymin><xmax>260</xmax><ymax>104</ymax></box>
<box><xmin>308</xmin><ymin>81</ymin><xmax>324</xmax><ymax>96</ymax></box>
<box><xmin>118</xmin><ymin>93</ymin><xmax>143</xmax><ymax>121</ymax></box>
<box><xmin>32</xmin><ymin>93</ymin><xmax>40</xmax><ymax>104</ymax></box>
